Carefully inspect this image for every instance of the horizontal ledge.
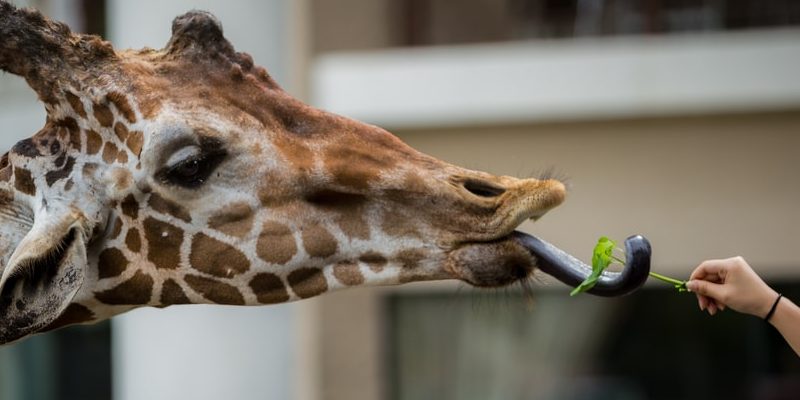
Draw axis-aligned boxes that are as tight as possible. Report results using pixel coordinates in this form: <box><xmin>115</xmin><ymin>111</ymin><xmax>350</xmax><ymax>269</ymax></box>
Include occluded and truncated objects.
<box><xmin>311</xmin><ymin>29</ymin><xmax>800</xmax><ymax>129</ymax></box>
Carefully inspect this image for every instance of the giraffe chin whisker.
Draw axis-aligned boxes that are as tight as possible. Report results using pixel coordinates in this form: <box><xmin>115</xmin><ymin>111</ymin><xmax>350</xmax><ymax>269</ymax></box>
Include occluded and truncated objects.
<box><xmin>445</xmin><ymin>236</ymin><xmax>536</xmax><ymax>288</ymax></box>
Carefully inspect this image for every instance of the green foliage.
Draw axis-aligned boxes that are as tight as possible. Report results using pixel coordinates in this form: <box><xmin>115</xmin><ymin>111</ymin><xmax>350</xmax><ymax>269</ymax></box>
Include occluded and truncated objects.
<box><xmin>570</xmin><ymin>236</ymin><xmax>617</xmax><ymax>296</ymax></box>
<box><xmin>571</xmin><ymin>236</ymin><xmax>688</xmax><ymax>296</ymax></box>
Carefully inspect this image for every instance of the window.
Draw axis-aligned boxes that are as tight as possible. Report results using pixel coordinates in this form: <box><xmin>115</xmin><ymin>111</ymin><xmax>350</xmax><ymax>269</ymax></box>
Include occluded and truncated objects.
<box><xmin>387</xmin><ymin>283</ymin><xmax>800</xmax><ymax>400</ymax></box>
<box><xmin>0</xmin><ymin>322</ymin><xmax>112</xmax><ymax>400</ymax></box>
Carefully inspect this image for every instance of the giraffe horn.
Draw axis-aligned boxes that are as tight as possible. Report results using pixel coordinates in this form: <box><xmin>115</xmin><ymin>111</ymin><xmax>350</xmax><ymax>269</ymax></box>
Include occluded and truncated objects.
<box><xmin>514</xmin><ymin>232</ymin><xmax>651</xmax><ymax>297</ymax></box>
<box><xmin>165</xmin><ymin>10</ymin><xmax>236</xmax><ymax>59</ymax></box>
<box><xmin>0</xmin><ymin>0</ymin><xmax>115</xmax><ymax>103</ymax></box>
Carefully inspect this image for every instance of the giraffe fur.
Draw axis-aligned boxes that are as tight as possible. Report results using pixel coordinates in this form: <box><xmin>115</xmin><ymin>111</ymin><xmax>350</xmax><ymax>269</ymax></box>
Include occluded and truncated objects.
<box><xmin>0</xmin><ymin>2</ymin><xmax>567</xmax><ymax>345</ymax></box>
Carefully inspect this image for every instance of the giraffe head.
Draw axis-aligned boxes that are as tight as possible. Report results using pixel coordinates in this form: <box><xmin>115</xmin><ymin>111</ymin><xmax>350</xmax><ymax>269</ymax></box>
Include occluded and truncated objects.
<box><xmin>0</xmin><ymin>3</ymin><xmax>649</xmax><ymax>345</ymax></box>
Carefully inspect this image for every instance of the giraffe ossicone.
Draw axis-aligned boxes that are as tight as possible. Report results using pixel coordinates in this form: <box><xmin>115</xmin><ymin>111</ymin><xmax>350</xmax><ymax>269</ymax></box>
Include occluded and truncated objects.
<box><xmin>0</xmin><ymin>2</ymin><xmax>628</xmax><ymax>346</ymax></box>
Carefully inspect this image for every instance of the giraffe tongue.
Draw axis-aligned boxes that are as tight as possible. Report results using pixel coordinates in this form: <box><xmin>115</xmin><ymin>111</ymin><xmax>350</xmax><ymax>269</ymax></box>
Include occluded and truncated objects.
<box><xmin>511</xmin><ymin>231</ymin><xmax>651</xmax><ymax>297</ymax></box>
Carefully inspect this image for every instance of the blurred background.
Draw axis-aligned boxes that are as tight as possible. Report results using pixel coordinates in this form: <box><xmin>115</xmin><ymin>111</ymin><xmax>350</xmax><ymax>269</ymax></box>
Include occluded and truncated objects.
<box><xmin>1</xmin><ymin>0</ymin><xmax>799</xmax><ymax>399</ymax></box>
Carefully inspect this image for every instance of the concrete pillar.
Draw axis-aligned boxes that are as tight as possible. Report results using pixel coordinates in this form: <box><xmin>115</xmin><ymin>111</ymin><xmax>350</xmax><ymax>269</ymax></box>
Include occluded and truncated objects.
<box><xmin>106</xmin><ymin>1</ymin><xmax>311</xmax><ymax>399</ymax></box>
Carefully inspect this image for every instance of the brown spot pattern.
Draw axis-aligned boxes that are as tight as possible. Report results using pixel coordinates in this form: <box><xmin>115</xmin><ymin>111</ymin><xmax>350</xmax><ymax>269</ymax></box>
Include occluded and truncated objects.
<box><xmin>102</xmin><ymin>142</ymin><xmax>118</xmax><ymax>163</ymax></box>
<box><xmin>148</xmin><ymin>193</ymin><xmax>191</xmax><ymax>222</ymax></box>
<box><xmin>143</xmin><ymin>217</ymin><xmax>184</xmax><ymax>269</ymax></box>
<box><xmin>160</xmin><ymin>279</ymin><xmax>191</xmax><ymax>305</ymax></box>
<box><xmin>116</xmin><ymin>150</ymin><xmax>129</xmax><ymax>164</ymax></box>
<box><xmin>324</xmin><ymin>143</ymin><xmax>394</xmax><ymax>190</ymax></box>
<box><xmin>125</xmin><ymin>228</ymin><xmax>141</xmax><ymax>252</ymax></box>
<box><xmin>93</xmin><ymin>103</ymin><xmax>114</xmax><ymax>127</ymax></box>
<box><xmin>337</xmin><ymin>214</ymin><xmax>370</xmax><ymax>241</ymax></box>
<box><xmin>397</xmin><ymin>249</ymin><xmax>428</xmax><ymax>283</ymax></box>
<box><xmin>184</xmin><ymin>274</ymin><xmax>244</xmax><ymax>305</ymax></box>
<box><xmin>306</xmin><ymin>190</ymin><xmax>370</xmax><ymax>240</ymax></box>
<box><xmin>65</xmin><ymin>92</ymin><xmax>87</xmax><ymax>118</ymax></box>
<box><xmin>382</xmin><ymin>211</ymin><xmax>420</xmax><ymax>238</ymax></box>
<box><xmin>208</xmin><ymin>202</ymin><xmax>254</xmax><ymax>238</ymax></box>
<box><xmin>13</xmin><ymin>167</ymin><xmax>35</xmax><ymax>196</ymax></box>
<box><xmin>333</xmin><ymin>261</ymin><xmax>364</xmax><ymax>286</ymax></box>
<box><xmin>256</xmin><ymin>221</ymin><xmax>297</xmax><ymax>265</ymax></box>
<box><xmin>95</xmin><ymin>270</ymin><xmax>154</xmax><ymax>305</ymax></box>
<box><xmin>273</xmin><ymin>138</ymin><xmax>314</xmax><ymax>174</ymax></box>
<box><xmin>359</xmin><ymin>252</ymin><xmax>388</xmax><ymax>273</ymax></box>
<box><xmin>0</xmin><ymin>158</ymin><xmax>11</xmax><ymax>182</ymax></box>
<box><xmin>190</xmin><ymin>232</ymin><xmax>250</xmax><ymax>277</ymax></box>
<box><xmin>287</xmin><ymin>267</ymin><xmax>328</xmax><ymax>299</ymax></box>
<box><xmin>126</xmin><ymin>131</ymin><xmax>144</xmax><ymax>156</ymax></box>
<box><xmin>301</xmin><ymin>225</ymin><xmax>337</xmax><ymax>258</ymax></box>
<box><xmin>86</xmin><ymin>130</ymin><xmax>102</xmax><ymax>154</ymax></box>
<box><xmin>45</xmin><ymin>156</ymin><xmax>75</xmax><ymax>186</ymax></box>
<box><xmin>60</xmin><ymin>119</ymin><xmax>82</xmax><ymax>150</ymax></box>
<box><xmin>82</xmin><ymin>163</ymin><xmax>98</xmax><ymax>180</ymax></box>
<box><xmin>114</xmin><ymin>122</ymin><xmax>129</xmax><ymax>142</ymax></box>
<box><xmin>249</xmin><ymin>273</ymin><xmax>290</xmax><ymax>304</ymax></box>
<box><xmin>97</xmin><ymin>247</ymin><xmax>129</xmax><ymax>279</ymax></box>
<box><xmin>120</xmin><ymin>194</ymin><xmax>139</xmax><ymax>219</ymax></box>
<box><xmin>107</xmin><ymin>91</ymin><xmax>137</xmax><ymax>123</ymax></box>
<box><xmin>109</xmin><ymin>216</ymin><xmax>123</xmax><ymax>239</ymax></box>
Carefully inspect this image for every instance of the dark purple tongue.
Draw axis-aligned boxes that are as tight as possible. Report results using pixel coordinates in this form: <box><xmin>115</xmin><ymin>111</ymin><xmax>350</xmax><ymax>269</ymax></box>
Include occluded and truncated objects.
<box><xmin>513</xmin><ymin>232</ymin><xmax>651</xmax><ymax>297</ymax></box>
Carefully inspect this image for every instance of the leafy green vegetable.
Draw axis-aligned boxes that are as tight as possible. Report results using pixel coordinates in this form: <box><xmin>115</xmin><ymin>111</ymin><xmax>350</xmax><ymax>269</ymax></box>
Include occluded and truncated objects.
<box><xmin>570</xmin><ymin>236</ymin><xmax>617</xmax><ymax>296</ymax></box>
<box><xmin>571</xmin><ymin>236</ymin><xmax>689</xmax><ymax>296</ymax></box>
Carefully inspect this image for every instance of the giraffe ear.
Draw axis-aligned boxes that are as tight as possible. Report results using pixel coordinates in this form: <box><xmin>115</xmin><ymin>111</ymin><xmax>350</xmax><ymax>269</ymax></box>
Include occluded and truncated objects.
<box><xmin>0</xmin><ymin>1</ymin><xmax>116</xmax><ymax>103</ymax></box>
<box><xmin>0</xmin><ymin>207</ymin><xmax>87</xmax><ymax>345</ymax></box>
<box><xmin>165</xmin><ymin>10</ymin><xmax>236</xmax><ymax>59</ymax></box>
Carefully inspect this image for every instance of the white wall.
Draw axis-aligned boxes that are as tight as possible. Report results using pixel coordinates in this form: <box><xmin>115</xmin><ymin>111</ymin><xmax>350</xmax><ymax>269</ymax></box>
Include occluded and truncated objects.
<box><xmin>106</xmin><ymin>1</ymin><xmax>304</xmax><ymax>400</ymax></box>
<box><xmin>313</xmin><ymin>29</ymin><xmax>800</xmax><ymax>128</ymax></box>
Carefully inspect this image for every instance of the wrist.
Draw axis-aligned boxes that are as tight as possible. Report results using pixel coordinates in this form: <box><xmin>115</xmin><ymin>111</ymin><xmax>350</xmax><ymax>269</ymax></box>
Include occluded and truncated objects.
<box><xmin>765</xmin><ymin>293</ymin><xmax>783</xmax><ymax>322</ymax></box>
<box><xmin>756</xmin><ymin>287</ymin><xmax>780</xmax><ymax>317</ymax></box>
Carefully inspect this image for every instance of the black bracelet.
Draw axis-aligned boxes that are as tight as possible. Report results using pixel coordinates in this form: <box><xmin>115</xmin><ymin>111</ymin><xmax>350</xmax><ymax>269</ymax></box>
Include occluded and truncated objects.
<box><xmin>765</xmin><ymin>293</ymin><xmax>783</xmax><ymax>321</ymax></box>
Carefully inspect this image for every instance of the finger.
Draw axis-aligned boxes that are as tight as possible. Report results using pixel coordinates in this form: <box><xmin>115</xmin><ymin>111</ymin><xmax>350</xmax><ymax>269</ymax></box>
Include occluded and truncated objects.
<box><xmin>686</xmin><ymin>279</ymin><xmax>725</xmax><ymax>301</ymax></box>
<box><xmin>697</xmin><ymin>294</ymin><xmax>709</xmax><ymax>311</ymax></box>
<box><xmin>690</xmin><ymin>260</ymin><xmax>729</xmax><ymax>281</ymax></box>
<box><xmin>708</xmin><ymin>302</ymin><xmax>718</xmax><ymax>315</ymax></box>
<box><xmin>703</xmin><ymin>273</ymin><xmax>724</xmax><ymax>284</ymax></box>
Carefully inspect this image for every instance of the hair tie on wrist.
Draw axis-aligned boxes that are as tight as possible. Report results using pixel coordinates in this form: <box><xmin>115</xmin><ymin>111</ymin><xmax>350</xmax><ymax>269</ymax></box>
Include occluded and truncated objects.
<box><xmin>765</xmin><ymin>293</ymin><xmax>783</xmax><ymax>321</ymax></box>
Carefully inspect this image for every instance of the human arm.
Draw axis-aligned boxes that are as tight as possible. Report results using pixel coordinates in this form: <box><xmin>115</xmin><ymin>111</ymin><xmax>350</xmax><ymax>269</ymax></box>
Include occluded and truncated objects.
<box><xmin>686</xmin><ymin>256</ymin><xmax>800</xmax><ymax>357</ymax></box>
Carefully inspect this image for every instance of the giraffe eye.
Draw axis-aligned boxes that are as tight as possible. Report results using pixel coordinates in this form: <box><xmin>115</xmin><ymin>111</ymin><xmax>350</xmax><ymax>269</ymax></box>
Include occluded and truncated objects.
<box><xmin>158</xmin><ymin>144</ymin><xmax>226</xmax><ymax>189</ymax></box>
<box><xmin>162</xmin><ymin>154</ymin><xmax>220</xmax><ymax>188</ymax></box>
<box><xmin>172</xmin><ymin>158</ymin><xmax>201</xmax><ymax>179</ymax></box>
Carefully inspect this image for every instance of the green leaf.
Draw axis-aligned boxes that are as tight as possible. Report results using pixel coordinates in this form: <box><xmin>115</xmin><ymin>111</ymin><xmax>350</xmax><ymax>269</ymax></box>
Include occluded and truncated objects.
<box><xmin>571</xmin><ymin>237</ymin><xmax>621</xmax><ymax>296</ymax></box>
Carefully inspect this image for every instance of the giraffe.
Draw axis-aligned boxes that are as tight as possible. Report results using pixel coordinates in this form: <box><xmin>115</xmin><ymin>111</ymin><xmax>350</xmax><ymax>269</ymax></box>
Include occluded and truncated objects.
<box><xmin>0</xmin><ymin>2</ymin><xmax>649</xmax><ymax>345</ymax></box>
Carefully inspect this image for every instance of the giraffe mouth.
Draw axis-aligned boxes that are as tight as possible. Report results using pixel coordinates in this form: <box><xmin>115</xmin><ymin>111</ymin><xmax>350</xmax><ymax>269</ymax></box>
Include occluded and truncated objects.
<box><xmin>0</xmin><ymin>228</ymin><xmax>78</xmax><ymax>304</ymax></box>
<box><xmin>446</xmin><ymin>231</ymin><xmax>651</xmax><ymax>297</ymax></box>
<box><xmin>0</xmin><ymin>227</ymin><xmax>86</xmax><ymax>345</ymax></box>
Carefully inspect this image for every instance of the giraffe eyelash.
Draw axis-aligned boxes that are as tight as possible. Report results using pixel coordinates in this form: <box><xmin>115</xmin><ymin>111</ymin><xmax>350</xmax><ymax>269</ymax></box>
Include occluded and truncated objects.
<box><xmin>157</xmin><ymin>147</ymin><xmax>227</xmax><ymax>189</ymax></box>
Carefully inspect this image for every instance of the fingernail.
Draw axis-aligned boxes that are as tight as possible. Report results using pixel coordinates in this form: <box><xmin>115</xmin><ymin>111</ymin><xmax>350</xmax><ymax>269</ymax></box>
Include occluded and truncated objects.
<box><xmin>686</xmin><ymin>281</ymin><xmax>697</xmax><ymax>291</ymax></box>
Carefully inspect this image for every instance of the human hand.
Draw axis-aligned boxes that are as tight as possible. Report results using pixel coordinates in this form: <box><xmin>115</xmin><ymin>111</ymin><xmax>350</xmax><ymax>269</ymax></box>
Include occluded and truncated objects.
<box><xmin>686</xmin><ymin>256</ymin><xmax>778</xmax><ymax>317</ymax></box>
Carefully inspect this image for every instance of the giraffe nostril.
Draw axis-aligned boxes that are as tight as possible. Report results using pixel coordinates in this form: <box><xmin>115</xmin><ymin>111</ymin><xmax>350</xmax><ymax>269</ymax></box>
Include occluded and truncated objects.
<box><xmin>463</xmin><ymin>179</ymin><xmax>506</xmax><ymax>198</ymax></box>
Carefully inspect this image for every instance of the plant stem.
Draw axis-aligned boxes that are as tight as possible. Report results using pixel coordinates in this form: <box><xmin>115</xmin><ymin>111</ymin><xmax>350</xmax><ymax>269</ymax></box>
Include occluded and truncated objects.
<box><xmin>649</xmin><ymin>272</ymin><xmax>685</xmax><ymax>286</ymax></box>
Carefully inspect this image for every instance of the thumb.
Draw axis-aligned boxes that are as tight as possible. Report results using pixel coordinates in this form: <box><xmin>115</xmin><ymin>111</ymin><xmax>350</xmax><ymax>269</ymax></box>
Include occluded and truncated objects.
<box><xmin>687</xmin><ymin>279</ymin><xmax>726</xmax><ymax>301</ymax></box>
